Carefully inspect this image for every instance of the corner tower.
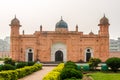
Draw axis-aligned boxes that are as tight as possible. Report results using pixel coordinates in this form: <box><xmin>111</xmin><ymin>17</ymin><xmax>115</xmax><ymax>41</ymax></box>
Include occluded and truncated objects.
<box><xmin>98</xmin><ymin>14</ymin><xmax>110</xmax><ymax>36</ymax></box>
<box><xmin>98</xmin><ymin>14</ymin><xmax>110</xmax><ymax>61</ymax></box>
<box><xmin>55</xmin><ymin>17</ymin><xmax>68</xmax><ymax>32</ymax></box>
<box><xmin>10</xmin><ymin>16</ymin><xmax>21</xmax><ymax>61</ymax></box>
<box><xmin>9</xmin><ymin>16</ymin><xmax>21</xmax><ymax>37</ymax></box>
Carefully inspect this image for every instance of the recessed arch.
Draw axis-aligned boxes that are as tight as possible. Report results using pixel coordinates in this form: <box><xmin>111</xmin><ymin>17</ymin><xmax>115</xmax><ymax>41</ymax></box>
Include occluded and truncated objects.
<box><xmin>84</xmin><ymin>48</ymin><xmax>93</xmax><ymax>62</ymax></box>
<box><xmin>26</xmin><ymin>48</ymin><xmax>34</xmax><ymax>62</ymax></box>
<box><xmin>51</xmin><ymin>42</ymin><xmax>67</xmax><ymax>62</ymax></box>
<box><xmin>55</xmin><ymin>50</ymin><xmax>63</xmax><ymax>62</ymax></box>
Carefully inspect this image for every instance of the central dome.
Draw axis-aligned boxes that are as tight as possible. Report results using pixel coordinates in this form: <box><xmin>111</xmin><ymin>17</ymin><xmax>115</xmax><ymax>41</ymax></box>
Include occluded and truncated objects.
<box><xmin>56</xmin><ymin>17</ymin><xmax>68</xmax><ymax>28</ymax></box>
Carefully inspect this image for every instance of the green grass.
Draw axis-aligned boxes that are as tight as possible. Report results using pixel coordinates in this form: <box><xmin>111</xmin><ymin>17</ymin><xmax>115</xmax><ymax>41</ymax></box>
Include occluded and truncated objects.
<box><xmin>89</xmin><ymin>72</ymin><xmax>120</xmax><ymax>80</ymax></box>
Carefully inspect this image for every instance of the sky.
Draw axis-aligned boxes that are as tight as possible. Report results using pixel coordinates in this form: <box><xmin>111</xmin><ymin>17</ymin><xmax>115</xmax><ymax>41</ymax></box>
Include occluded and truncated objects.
<box><xmin>0</xmin><ymin>0</ymin><xmax>120</xmax><ymax>39</ymax></box>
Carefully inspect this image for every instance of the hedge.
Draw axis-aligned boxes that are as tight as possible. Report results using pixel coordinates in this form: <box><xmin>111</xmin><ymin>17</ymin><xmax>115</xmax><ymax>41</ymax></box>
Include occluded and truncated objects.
<box><xmin>0</xmin><ymin>63</ymin><xmax>42</xmax><ymax>80</ymax></box>
<box><xmin>43</xmin><ymin>63</ymin><xmax>64</xmax><ymax>80</ymax></box>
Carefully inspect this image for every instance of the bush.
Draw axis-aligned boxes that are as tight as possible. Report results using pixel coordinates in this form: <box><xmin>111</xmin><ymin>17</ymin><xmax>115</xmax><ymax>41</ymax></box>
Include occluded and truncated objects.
<box><xmin>106</xmin><ymin>57</ymin><xmax>120</xmax><ymax>72</ymax></box>
<box><xmin>0</xmin><ymin>63</ymin><xmax>42</xmax><ymax>80</ymax></box>
<box><xmin>64</xmin><ymin>61</ymin><xmax>77</xmax><ymax>70</ymax></box>
<box><xmin>64</xmin><ymin>77</ymin><xmax>81</xmax><ymax>80</ymax></box>
<box><xmin>16</xmin><ymin>62</ymin><xmax>27</xmax><ymax>68</ymax></box>
<box><xmin>43</xmin><ymin>71</ymin><xmax>61</xmax><ymax>80</ymax></box>
<box><xmin>1</xmin><ymin>64</ymin><xmax>16</xmax><ymax>70</ymax></box>
<box><xmin>0</xmin><ymin>70</ymin><xmax>18</xmax><ymax>80</ymax></box>
<box><xmin>60</xmin><ymin>68</ymin><xmax>83</xmax><ymax>80</ymax></box>
<box><xmin>27</xmin><ymin>61</ymin><xmax>35</xmax><ymax>66</ymax></box>
<box><xmin>89</xmin><ymin>58</ymin><xmax>101</xmax><ymax>70</ymax></box>
<box><xmin>4</xmin><ymin>58</ymin><xmax>15</xmax><ymax>66</ymax></box>
<box><xmin>43</xmin><ymin>63</ymin><xmax>64</xmax><ymax>80</ymax></box>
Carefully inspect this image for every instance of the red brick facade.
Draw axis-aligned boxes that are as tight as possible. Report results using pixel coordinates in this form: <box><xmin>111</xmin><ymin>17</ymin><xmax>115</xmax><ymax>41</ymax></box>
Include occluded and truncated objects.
<box><xmin>10</xmin><ymin>16</ymin><xmax>110</xmax><ymax>62</ymax></box>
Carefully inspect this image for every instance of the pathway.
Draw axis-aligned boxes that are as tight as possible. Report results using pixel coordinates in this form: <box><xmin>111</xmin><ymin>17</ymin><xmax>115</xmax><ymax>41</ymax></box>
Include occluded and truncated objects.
<box><xmin>19</xmin><ymin>66</ymin><xmax>55</xmax><ymax>80</ymax></box>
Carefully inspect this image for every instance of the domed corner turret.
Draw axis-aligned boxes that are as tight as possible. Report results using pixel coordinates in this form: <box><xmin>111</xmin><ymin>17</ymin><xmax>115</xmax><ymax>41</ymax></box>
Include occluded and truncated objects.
<box><xmin>9</xmin><ymin>15</ymin><xmax>21</xmax><ymax>27</ymax></box>
<box><xmin>98</xmin><ymin>14</ymin><xmax>110</xmax><ymax>26</ymax></box>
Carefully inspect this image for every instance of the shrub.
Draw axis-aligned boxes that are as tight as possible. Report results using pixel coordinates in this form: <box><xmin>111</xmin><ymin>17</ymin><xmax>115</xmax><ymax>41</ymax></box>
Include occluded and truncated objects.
<box><xmin>1</xmin><ymin>64</ymin><xmax>16</xmax><ymax>70</ymax></box>
<box><xmin>0</xmin><ymin>70</ymin><xmax>18</xmax><ymax>80</ymax></box>
<box><xmin>27</xmin><ymin>61</ymin><xmax>35</xmax><ymax>66</ymax></box>
<box><xmin>43</xmin><ymin>63</ymin><xmax>64</xmax><ymax>80</ymax></box>
<box><xmin>4</xmin><ymin>58</ymin><xmax>15</xmax><ymax>66</ymax></box>
<box><xmin>0</xmin><ymin>63</ymin><xmax>42</xmax><ymax>80</ymax></box>
<box><xmin>64</xmin><ymin>61</ymin><xmax>77</xmax><ymax>70</ymax></box>
<box><xmin>106</xmin><ymin>57</ymin><xmax>120</xmax><ymax>72</ymax></box>
<box><xmin>0</xmin><ymin>65</ymin><xmax>3</xmax><ymax>71</ymax></box>
<box><xmin>43</xmin><ymin>71</ymin><xmax>61</xmax><ymax>80</ymax></box>
<box><xmin>89</xmin><ymin>58</ymin><xmax>101</xmax><ymax>70</ymax></box>
<box><xmin>60</xmin><ymin>68</ymin><xmax>83</xmax><ymax>80</ymax></box>
<box><xmin>16</xmin><ymin>62</ymin><xmax>27</xmax><ymax>68</ymax></box>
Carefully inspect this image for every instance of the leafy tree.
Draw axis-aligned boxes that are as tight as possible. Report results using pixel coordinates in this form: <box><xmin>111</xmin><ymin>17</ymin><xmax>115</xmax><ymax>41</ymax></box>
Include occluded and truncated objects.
<box><xmin>89</xmin><ymin>58</ymin><xmax>101</xmax><ymax>70</ymax></box>
<box><xmin>106</xmin><ymin>57</ymin><xmax>120</xmax><ymax>72</ymax></box>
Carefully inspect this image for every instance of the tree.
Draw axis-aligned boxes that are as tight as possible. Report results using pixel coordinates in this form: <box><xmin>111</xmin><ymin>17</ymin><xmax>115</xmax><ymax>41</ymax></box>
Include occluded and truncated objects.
<box><xmin>106</xmin><ymin>57</ymin><xmax>120</xmax><ymax>72</ymax></box>
<box><xmin>89</xmin><ymin>58</ymin><xmax>101</xmax><ymax>70</ymax></box>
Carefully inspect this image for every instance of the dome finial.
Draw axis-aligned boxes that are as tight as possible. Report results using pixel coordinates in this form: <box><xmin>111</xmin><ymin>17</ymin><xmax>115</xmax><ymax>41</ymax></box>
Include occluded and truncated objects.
<box><xmin>104</xmin><ymin>13</ymin><xmax>105</xmax><ymax>17</ymax></box>
<box><xmin>61</xmin><ymin>16</ymin><xmax>63</xmax><ymax>20</ymax></box>
<box><xmin>15</xmin><ymin>14</ymin><xmax>16</xmax><ymax>18</ymax></box>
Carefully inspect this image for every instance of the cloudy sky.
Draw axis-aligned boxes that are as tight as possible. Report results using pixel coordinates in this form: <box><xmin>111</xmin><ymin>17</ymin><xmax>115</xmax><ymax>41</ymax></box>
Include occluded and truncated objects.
<box><xmin>0</xmin><ymin>0</ymin><xmax>120</xmax><ymax>39</ymax></box>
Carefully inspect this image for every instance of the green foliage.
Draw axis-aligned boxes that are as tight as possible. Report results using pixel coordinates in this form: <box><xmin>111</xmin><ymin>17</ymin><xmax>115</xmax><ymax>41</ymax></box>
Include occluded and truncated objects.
<box><xmin>60</xmin><ymin>61</ymin><xmax>83</xmax><ymax>80</ymax></box>
<box><xmin>60</xmin><ymin>68</ymin><xmax>83</xmax><ymax>80</ymax></box>
<box><xmin>4</xmin><ymin>58</ymin><xmax>15</xmax><ymax>66</ymax></box>
<box><xmin>0</xmin><ymin>63</ymin><xmax>42</xmax><ymax>80</ymax></box>
<box><xmin>43</xmin><ymin>71</ymin><xmax>61</xmax><ymax>80</ymax></box>
<box><xmin>1</xmin><ymin>64</ymin><xmax>16</xmax><ymax>70</ymax></box>
<box><xmin>0</xmin><ymin>58</ymin><xmax>4</xmax><ymax>61</ymax></box>
<box><xmin>27</xmin><ymin>61</ymin><xmax>35</xmax><ymax>66</ymax></box>
<box><xmin>43</xmin><ymin>63</ymin><xmax>64</xmax><ymax>80</ymax></box>
<box><xmin>90</xmin><ymin>72</ymin><xmax>120</xmax><ymax>80</ymax></box>
<box><xmin>64</xmin><ymin>77</ymin><xmax>81</xmax><ymax>80</ymax></box>
<box><xmin>16</xmin><ymin>62</ymin><xmax>27</xmax><ymax>68</ymax></box>
<box><xmin>106</xmin><ymin>57</ymin><xmax>120</xmax><ymax>72</ymax></box>
<box><xmin>89</xmin><ymin>58</ymin><xmax>101</xmax><ymax>70</ymax></box>
<box><xmin>64</xmin><ymin>61</ymin><xmax>77</xmax><ymax>70</ymax></box>
<box><xmin>0</xmin><ymin>70</ymin><xmax>18</xmax><ymax>80</ymax></box>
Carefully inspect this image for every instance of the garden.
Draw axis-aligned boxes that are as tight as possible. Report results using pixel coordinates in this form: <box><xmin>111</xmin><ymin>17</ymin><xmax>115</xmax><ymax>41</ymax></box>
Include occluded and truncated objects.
<box><xmin>43</xmin><ymin>57</ymin><xmax>120</xmax><ymax>80</ymax></box>
<box><xmin>0</xmin><ymin>57</ymin><xmax>120</xmax><ymax>80</ymax></box>
<box><xmin>0</xmin><ymin>58</ymin><xmax>42</xmax><ymax>80</ymax></box>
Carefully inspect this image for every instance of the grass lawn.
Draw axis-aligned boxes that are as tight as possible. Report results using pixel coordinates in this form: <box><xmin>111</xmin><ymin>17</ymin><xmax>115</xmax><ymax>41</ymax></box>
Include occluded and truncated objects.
<box><xmin>89</xmin><ymin>72</ymin><xmax>120</xmax><ymax>80</ymax></box>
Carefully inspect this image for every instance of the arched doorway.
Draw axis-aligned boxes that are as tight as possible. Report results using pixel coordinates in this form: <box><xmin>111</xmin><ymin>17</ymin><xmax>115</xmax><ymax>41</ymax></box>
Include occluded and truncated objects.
<box><xmin>26</xmin><ymin>48</ymin><xmax>34</xmax><ymax>62</ymax></box>
<box><xmin>55</xmin><ymin>50</ymin><xmax>63</xmax><ymax>62</ymax></box>
<box><xmin>51</xmin><ymin>42</ymin><xmax>67</xmax><ymax>62</ymax></box>
<box><xmin>86</xmin><ymin>49</ymin><xmax>91</xmax><ymax>62</ymax></box>
<box><xmin>28</xmin><ymin>50</ymin><xmax>33</xmax><ymax>61</ymax></box>
<box><xmin>85</xmin><ymin>48</ymin><xmax>93</xmax><ymax>62</ymax></box>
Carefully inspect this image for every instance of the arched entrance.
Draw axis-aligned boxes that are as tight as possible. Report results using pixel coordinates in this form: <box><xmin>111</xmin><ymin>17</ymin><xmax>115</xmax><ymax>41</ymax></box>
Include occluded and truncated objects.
<box><xmin>28</xmin><ymin>51</ymin><xmax>33</xmax><ymax>61</ymax></box>
<box><xmin>85</xmin><ymin>48</ymin><xmax>93</xmax><ymax>62</ymax></box>
<box><xmin>26</xmin><ymin>48</ymin><xmax>34</xmax><ymax>62</ymax></box>
<box><xmin>51</xmin><ymin>42</ymin><xmax>67</xmax><ymax>62</ymax></box>
<box><xmin>55</xmin><ymin>50</ymin><xmax>63</xmax><ymax>62</ymax></box>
